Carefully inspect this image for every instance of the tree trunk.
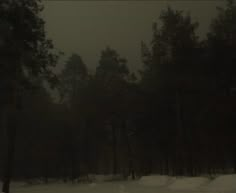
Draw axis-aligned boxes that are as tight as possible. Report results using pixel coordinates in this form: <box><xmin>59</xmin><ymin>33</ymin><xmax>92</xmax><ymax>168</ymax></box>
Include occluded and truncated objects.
<box><xmin>85</xmin><ymin>118</ymin><xmax>90</xmax><ymax>174</ymax></box>
<box><xmin>175</xmin><ymin>89</ymin><xmax>184</xmax><ymax>175</ymax></box>
<box><xmin>111</xmin><ymin>121</ymin><xmax>117</xmax><ymax>175</ymax></box>
<box><xmin>2</xmin><ymin>112</ymin><xmax>17</xmax><ymax>193</ymax></box>
<box><xmin>123</xmin><ymin>120</ymin><xmax>136</xmax><ymax>179</ymax></box>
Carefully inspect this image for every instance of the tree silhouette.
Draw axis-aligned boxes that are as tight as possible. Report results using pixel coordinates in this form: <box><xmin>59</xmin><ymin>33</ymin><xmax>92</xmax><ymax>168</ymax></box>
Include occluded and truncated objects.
<box><xmin>59</xmin><ymin>54</ymin><xmax>88</xmax><ymax>104</ymax></box>
<box><xmin>207</xmin><ymin>0</ymin><xmax>236</xmax><ymax>95</ymax></box>
<box><xmin>140</xmin><ymin>6</ymin><xmax>200</xmax><ymax>175</ymax></box>
<box><xmin>0</xmin><ymin>0</ymin><xmax>58</xmax><ymax>192</ymax></box>
<box><xmin>94</xmin><ymin>47</ymin><xmax>130</xmax><ymax>175</ymax></box>
<box><xmin>58</xmin><ymin>53</ymin><xmax>89</xmax><ymax>181</ymax></box>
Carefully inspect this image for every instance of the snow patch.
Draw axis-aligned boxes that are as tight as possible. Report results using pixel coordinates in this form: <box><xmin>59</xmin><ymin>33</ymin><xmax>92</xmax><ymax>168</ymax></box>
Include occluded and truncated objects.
<box><xmin>206</xmin><ymin>174</ymin><xmax>236</xmax><ymax>191</ymax></box>
<box><xmin>168</xmin><ymin>177</ymin><xmax>209</xmax><ymax>190</ymax></box>
<box><xmin>139</xmin><ymin>175</ymin><xmax>173</xmax><ymax>187</ymax></box>
<box><xmin>6</xmin><ymin>174</ymin><xmax>236</xmax><ymax>193</ymax></box>
<box><xmin>88</xmin><ymin>174</ymin><xmax>124</xmax><ymax>182</ymax></box>
<box><xmin>89</xmin><ymin>182</ymin><xmax>97</xmax><ymax>187</ymax></box>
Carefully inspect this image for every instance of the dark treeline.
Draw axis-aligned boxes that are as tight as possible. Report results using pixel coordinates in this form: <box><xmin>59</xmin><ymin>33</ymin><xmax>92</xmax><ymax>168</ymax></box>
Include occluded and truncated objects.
<box><xmin>0</xmin><ymin>0</ymin><xmax>236</xmax><ymax>190</ymax></box>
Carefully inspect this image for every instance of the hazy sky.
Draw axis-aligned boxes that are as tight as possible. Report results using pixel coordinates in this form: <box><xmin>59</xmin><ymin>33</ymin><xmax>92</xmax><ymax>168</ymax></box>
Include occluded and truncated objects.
<box><xmin>42</xmin><ymin>0</ymin><xmax>225</xmax><ymax>74</ymax></box>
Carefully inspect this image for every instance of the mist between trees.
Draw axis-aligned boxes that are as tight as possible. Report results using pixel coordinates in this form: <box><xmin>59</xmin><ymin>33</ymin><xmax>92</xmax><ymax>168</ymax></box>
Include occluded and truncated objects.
<box><xmin>0</xmin><ymin>0</ymin><xmax>236</xmax><ymax>192</ymax></box>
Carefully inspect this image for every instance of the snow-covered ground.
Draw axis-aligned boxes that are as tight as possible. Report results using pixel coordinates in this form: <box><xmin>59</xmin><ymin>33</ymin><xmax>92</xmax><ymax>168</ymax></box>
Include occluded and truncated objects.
<box><xmin>3</xmin><ymin>174</ymin><xmax>236</xmax><ymax>193</ymax></box>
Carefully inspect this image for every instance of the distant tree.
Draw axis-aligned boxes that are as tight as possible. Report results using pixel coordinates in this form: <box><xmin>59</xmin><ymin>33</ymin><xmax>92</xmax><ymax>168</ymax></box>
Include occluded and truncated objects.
<box><xmin>58</xmin><ymin>54</ymin><xmax>88</xmax><ymax>104</ymax></box>
<box><xmin>195</xmin><ymin>0</ymin><xmax>236</xmax><ymax>174</ymax></box>
<box><xmin>207</xmin><ymin>0</ymin><xmax>236</xmax><ymax>95</ymax></box>
<box><xmin>140</xmin><ymin>6</ymin><xmax>200</xmax><ymax>175</ymax></box>
<box><xmin>58</xmin><ymin>48</ymin><xmax>132</xmax><ymax>176</ymax></box>
<box><xmin>141</xmin><ymin>7</ymin><xmax>199</xmax><ymax>91</ymax></box>
<box><xmin>58</xmin><ymin>53</ymin><xmax>89</xmax><ymax>181</ymax></box>
<box><xmin>95</xmin><ymin>47</ymin><xmax>131</xmax><ymax>175</ymax></box>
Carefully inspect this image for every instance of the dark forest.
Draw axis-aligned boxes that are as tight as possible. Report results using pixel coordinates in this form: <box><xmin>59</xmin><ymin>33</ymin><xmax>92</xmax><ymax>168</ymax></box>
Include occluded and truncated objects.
<box><xmin>0</xmin><ymin>0</ymin><xmax>236</xmax><ymax>193</ymax></box>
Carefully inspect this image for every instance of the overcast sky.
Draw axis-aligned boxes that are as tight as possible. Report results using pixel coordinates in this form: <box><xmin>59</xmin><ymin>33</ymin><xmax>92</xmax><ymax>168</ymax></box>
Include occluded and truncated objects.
<box><xmin>42</xmin><ymin>0</ymin><xmax>225</xmax><ymax>74</ymax></box>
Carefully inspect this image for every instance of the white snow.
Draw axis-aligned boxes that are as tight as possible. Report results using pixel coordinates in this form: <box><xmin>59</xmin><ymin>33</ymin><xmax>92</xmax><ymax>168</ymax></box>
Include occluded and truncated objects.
<box><xmin>168</xmin><ymin>177</ymin><xmax>210</xmax><ymax>190</ymax></box>
<box><xmin>139</xmin><ymin>175</ymin><xmax>173</xmax><ymax>187</ymax></box>
<box><xmin>205</xmin><ymin>174</ymin><xmax>236</xmax><ymax>192</ymax></box>
<box><xmin>1</xmin><ymin>174</ymin><xmax>236</xmax><ymax>193</ymax></box>
<box><xmin>88</xmin><ymin>174</ymin><xmax>124</xmax><ymax>182</ymax></box>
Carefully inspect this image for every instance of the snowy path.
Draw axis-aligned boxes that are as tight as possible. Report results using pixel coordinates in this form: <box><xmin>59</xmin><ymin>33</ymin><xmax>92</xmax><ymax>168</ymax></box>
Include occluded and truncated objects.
<box><xmin>10</xmin><ymin>183</ymin><xmax>228</xmax><ymax>193</ymax></box>
<box><xmin>4</xmin><ymin>174</ymin><xmax>236</xmax><ymax>193</ymax></box>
